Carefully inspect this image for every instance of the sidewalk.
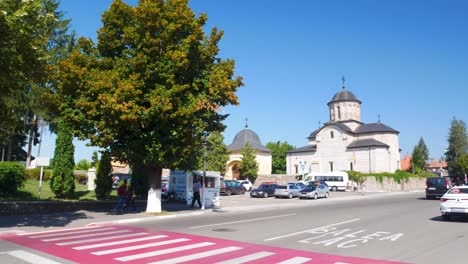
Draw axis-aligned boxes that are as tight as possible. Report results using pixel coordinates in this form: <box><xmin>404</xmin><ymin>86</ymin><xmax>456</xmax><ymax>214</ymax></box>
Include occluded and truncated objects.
<box><xmin>0</xmin><ymin>191</ymin><xmax>420</xmax><ymax>234</ymax></box>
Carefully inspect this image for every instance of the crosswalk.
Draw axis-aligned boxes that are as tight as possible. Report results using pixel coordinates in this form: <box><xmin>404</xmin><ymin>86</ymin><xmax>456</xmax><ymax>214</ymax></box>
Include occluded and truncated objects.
<box><xmin>2</xmin><ymin>225</ymin><xmax>403</xmax><ymax>264</ymax></box>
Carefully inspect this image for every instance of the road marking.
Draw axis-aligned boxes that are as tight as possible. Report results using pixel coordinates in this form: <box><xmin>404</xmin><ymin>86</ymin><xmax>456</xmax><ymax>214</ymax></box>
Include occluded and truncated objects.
<box><xmin>190</xmin><ymin>213</ymin><xmax>297</xmax><ymax>229</ymax></box>
<box><xmin>56</xmin><ymin>232</ymin><xmax>149</xmax><ymax>246</ymax></box>
<box><xmin>42</xmin><ymin>229</ymin><xmax>130</xmax><ymax>242</ymax></box>
<box><xmin>18</xmin><ymin>225</ymin><xmax>102</xmax><ymax>236</ymax></box>
<box><xmin>73</xmin><ymin>234</ymin><xmax>168</xmax><ymax>250</ymax></box>
<box><xmin>148</xmin><ymin>246</ymin><xmax>243</xmax><ymax>264</ymax></box>
<box><xmin>92</xmin><ymin>238</ymin><xmax>190</xmax><ymax>255</ymax></box>
<box><xmin>277</xmin><ymin>257</ymin><xmax>313</xmax><ymax>264</ymax></box>
<box><xmin>4</xmin><ymin>250</ymin><xmax>61</xmax><ymax>264</ymax></box>
<box><xmin>115</xmin><ymin>242</ymin><xmax>215</xmax><ymax>261</ymax></box>
<box><xmin>264</xmin><ymin>218</ymin><xmax>360</xmax><ymax>241</ymax></box>
<box><xmin>216</xmin><ymin>251</ymin><xmax>275</xmax><ymax>264</ymax></box>
<box><xmin>30</xmin><ymin>227</ymin><xmax>115</xmax><ymax>238</ymax></box>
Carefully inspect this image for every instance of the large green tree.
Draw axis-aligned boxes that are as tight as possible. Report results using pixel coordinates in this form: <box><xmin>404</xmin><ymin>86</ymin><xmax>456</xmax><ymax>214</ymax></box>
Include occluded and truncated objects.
<box><xmin>239</xmin><ymin>143</ymin><xmax>259</xmax><ymax>181</ymax></box>
<box><xmin>266</xmin><ymin>141</ymin><xmax>294</xmax><ymax>174</ymax></box>
<box><xmin>198</xmin><ymin>131</ymin><xmax>229</xmax><ymax>174</ymax></box>
<box><xmin>446</xmin><ymin>118</ymin><xmax>468</xmax><ymax>174</ymax></box>
<box><xmin>51</xmin><ymin>0</ymin><xmax>243</xmax><ymax>212</ymax></box>
<box><xmin>50</xmin><ymin>121</ymin><xmax>75</xmax><ymax>198</ymax></box>
<box><xmin>451</xmin><ymin>153</ymin><xmax>468</xmax><ymax>178</ymax></box>
<box><xmin>411</xmin><ymin>137</ymin><xmax>429</xmax><ymax>171</ymax></box>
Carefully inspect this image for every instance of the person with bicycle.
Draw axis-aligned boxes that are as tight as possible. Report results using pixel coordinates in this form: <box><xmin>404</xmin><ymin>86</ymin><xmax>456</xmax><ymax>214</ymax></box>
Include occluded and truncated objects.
<box><xmin>113</xmin><ymin>179</ymin><xmax>128</xmax><ymax>214</ymax></box>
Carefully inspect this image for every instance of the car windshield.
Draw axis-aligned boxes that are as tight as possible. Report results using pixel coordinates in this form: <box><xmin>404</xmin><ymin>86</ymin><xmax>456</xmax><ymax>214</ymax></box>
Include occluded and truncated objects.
<box><xmin>303</xmin><ymin>186</ymin><xmax>317</xmax><ymax>191</ymax></box>
<box><xmin>448</xmin><ymin>188</ymin><xmax>468</xmax><ymax>194</ymax></box>
<box><xmin>276</xmin><ymin>186</ymin><xmax>287</xmax><ymax>189</ymax></box>
<box><xmin>258</xmin><ymin>184</ymin><xmax>272</xmax><ymax>189</ymax></box>
<box><xmin>225</xmin><ymin>181</ymin><xmax>239</xmax><ymax>187</ymax></box>
<box><xmin>427</xmin><ymin>178</ymin><xmax>447</xmax><ymax>186</ymax></box>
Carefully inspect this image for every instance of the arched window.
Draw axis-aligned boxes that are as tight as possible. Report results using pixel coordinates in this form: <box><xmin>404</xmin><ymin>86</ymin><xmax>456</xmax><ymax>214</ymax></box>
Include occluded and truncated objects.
<box><xmin>330</xmin><ymin>131</ymin><xmax>334</xmax><ymax>138</ymax></box>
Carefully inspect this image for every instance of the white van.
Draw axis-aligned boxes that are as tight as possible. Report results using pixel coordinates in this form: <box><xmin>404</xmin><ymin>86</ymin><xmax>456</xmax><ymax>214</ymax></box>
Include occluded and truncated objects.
<box><xmin>302</xmin><ymin>171</ymin><xmax>349</xmax><ymax>191</ymax></box>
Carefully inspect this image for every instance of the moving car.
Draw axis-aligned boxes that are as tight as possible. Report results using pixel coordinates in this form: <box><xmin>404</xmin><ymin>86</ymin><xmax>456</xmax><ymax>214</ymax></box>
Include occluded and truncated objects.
<box><xmin>274</xmin><ymin>184</ymin><xmax>301</xmax><ymax>199</ymax></box>
<box><xmin>440</xmin><ymin>186</ymin><xmax>468</xmax><ymax>220</ymax></box>
<box><xmin>250</xmin><ymin>182</ymin><xmax>278</xmax><ymax>198</ymax></box>
<box><xmin>299</xmin><ymin>183</ymin><xmax>329</xmax><ymax>199</ymax></box>
<box><xmin>239</xmin><ymin>179</ymin><xmax>253</xmax><ymax>191</ymax></box>
<box><xmin>426</xmin><ymin>177</ymin><xmax>452</xmax><ymax>199</ymax></box>
<box><xmin>220</xmin><ymin>179</ymin><xmax>246</xmax><ymax>196</ymax></box>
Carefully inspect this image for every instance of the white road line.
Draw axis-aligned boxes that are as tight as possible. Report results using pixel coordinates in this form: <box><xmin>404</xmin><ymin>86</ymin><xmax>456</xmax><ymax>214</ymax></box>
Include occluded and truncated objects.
<box><xmin>115</xmin><ymin>242</ymin><xmax>215</xmax><ymax>262</ymax></box>
<box><xmin>92</xmin><ymin>238</ymin><xmax>190</xmax><ymax>256</ymax></box>
<box><xmin>277</xmin><ymin>257</ymin><xmax>313</xmax><ymax>264</ymax></box>
<box><xmin>56</xmin><ymin>232</ymin><xmax>149</xmax><ymax>246</ymax></box>
<box><xmin>215</xmin><ymin>251</ymin><xmax>274</xmax><ymax>264</ymax></box>
<box><xmin>7</xmin><ymin>250</ymin><xmax>62</xmax><ymax>264</ymax></box>
<box><xmin>30</xmin><ymin>227</ymin><xmax>115</xmax><ymax>238</ymax></box>
<box><xmin>42</xmin><ymin>230</ymin><xmax>131</xmax><ymax>242</ymax></box>
<box><xmin>19</xmin><ymin>225</ymin><xmax>102</xmax><ymax>236</ymax></box>
<box><xmin>190</xmin><ymin>214</ymin><xmax>297</xmax><ymax>229</ymax></box>
<box><xmin>148</xmin><ymin>246</ymin><xmax>243</xmax><ymax>264</ymax></box>
<box><xmin>73</xmin><ymin>235</ymin><xmax>168</xmax><ymax>250</ymax></box>
<box><xmin>264</xmin><ymin>218</ymin><xmax>360</xmax><ymax>241</ymax></box>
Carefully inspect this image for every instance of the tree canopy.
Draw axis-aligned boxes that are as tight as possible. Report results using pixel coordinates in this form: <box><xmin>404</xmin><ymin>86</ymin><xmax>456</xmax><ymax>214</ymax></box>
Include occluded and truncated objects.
<box><xmin>51</xmin><ymin>0</ymin><xmax>243</xmax><ymax>194</ymax></box>
<box><xmin>198</xmin><ymin>131</ymin><xmax>229</xmax><ymax>174</ymax></box>
<box><xmin>411</xmin><ymin>137</ymin><xmax>429</xmax><ymax>171</ymax></box>
<box><xmin>266</xmin><ymin>141</ymin><xmax>294</xmax><ymax>174</ymax></box>
<box><xmin>446</xmin><ymin>118</ymin><xmax>468</xmax><ymax>173</ymax></box>
<box><xmin>239</xmin><ymin>143</ymin><xmax>258</xmax><ymax>181</ymax></box>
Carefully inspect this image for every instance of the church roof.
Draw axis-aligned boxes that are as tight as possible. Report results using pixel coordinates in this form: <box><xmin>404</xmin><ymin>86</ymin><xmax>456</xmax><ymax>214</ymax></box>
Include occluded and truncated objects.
<box><xmin>347</xmin><ymin>138</ymin><xmax>389</xmax><ymax>149</ymax></box>
<box><xmin>355</xmin><ymin>123</ymin><xmax>399</xmax><ymax>134</ymax></box>
<box><xmin>227</xmin><ymin>128</ymin><xmax>271</xmax><ymax>152</ymax></box>
<box><xmin>328</xmin><ymin>87</ymin><xmax>361</xmax><ymax>105</ymax></box>
<box><xmin>287</xmin><ymin>144</ymin><xmax>317</xmax><ymax>153</ymax></box>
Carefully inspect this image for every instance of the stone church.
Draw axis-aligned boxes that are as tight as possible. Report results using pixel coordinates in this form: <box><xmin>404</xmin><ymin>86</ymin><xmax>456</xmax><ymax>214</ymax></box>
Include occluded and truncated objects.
<box><xmin>224</xmin><ymin>126</ymin><xmax>272</xmax><ymax>180</ymax></box>
<box><xmin>286</xmin><ymin>85</ymin><xmax>401</xmax><ymax>175</ymax></box>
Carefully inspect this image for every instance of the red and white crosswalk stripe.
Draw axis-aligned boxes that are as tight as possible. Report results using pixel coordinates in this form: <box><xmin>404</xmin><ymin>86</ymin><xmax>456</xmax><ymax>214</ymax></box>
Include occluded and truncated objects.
<box><xmin>2</xmin><ymin>225</ymin><xmax>405</xmax><ymax>264</ymax></box>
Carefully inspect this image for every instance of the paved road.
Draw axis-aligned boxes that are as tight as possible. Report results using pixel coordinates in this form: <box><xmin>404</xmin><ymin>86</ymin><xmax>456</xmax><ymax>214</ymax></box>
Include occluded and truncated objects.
<box><xmin>1</xmin><ymin>191</ymin><xmax>467</xmax><ymax>263</ymax></box>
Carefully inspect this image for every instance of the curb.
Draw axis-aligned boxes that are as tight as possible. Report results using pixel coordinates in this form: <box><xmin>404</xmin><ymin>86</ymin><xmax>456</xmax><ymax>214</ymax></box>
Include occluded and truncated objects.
<box><xmin>86</xmin><ymin>211</ymin><xmax>206</xmax><ymax>226</ymax></box>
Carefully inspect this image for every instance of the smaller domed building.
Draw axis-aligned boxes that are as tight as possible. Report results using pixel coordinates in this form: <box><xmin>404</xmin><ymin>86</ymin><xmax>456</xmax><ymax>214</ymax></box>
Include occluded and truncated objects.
<box><xmin>225</xmin><ymin>126</ymin><xmax>272</xmax><ymax>179</ymax></box>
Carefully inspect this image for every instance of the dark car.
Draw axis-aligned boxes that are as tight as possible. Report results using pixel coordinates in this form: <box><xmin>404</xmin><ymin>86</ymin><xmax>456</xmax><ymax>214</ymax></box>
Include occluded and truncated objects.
<box><xmin>426</xmin><ymin>177</ymin><xmax>452</xmax><ymax>199</ymax></box>
<box><xmin>220</xmin><ymin>179</ymin><xmax>246</xmax><ymax>196</ymax></box>
<box><xmin>250</xmin><ymin>182</ymin><xmax>278</xmax><ymax>198</ymax></box>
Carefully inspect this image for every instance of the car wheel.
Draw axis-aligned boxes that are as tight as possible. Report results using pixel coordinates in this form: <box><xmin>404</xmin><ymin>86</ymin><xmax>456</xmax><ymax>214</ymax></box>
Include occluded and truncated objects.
<box><xmin>442</xmin><ymin>213</ymin><xmax>451</xmax><ymax>221</ymax></box>
<box><xmin>332</xmin><ymin>186</ymin><xmax>338</xmax><ymax>192</ymax></box>
<box><xmin>263</xmin><ymin>192</ymin><xmax>268</xmax><ymax>198</ymax></box>
<box><xmin>325</xmin><ymin>192</ymin><xmax>329</xmax><ymax>198</ymax></box>
<box><xmin>226</xmin><ymin>190</ymin><xmax>232</xmax><ymax>196</ymax></box>
<box><xmin>288</xmin><ymin>193</ymin><xmax>293</xmax><ymax>199</ymax></box>
<box><xmin>314</xmin><ymin>193</ymin><xmax>318</xmax><ymax>200</ymax></box>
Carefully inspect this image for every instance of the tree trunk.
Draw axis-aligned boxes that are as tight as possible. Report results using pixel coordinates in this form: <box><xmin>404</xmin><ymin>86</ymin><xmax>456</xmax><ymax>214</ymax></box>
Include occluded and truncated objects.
<box><xmin>146</xmin><ymin>164</ymin><xmax>163</xmax><ymax>213</ymax></box>
<box><xmin>6</xmin><ymin>132</ymin><xmax>13</xmax><ymax>161</ymax></box>
<box><xmin>26</xmin><ymin>114</ymin><xmax>35</xmax><ymax>167</ymax></box>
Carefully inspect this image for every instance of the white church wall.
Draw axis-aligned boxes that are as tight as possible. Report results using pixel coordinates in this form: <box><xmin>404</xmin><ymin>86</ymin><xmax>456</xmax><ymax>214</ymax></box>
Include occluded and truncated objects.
<box><xmin>316</xmin><ymin>126</ymin><xmax>350</xmax><ymax>172</ymax></box>
<box><xmin>256</xmin><ymin>152</ymin><xmax>272</xmax><ymax>175</ymax></box>
<box><xmin>358</xmin><ymin>133</ymin><xmax>400</xmax><ymax>172</ymax></box>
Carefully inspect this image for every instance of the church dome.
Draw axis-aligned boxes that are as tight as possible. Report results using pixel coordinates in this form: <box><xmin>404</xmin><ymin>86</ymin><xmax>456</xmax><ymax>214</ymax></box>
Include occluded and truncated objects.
<box><xmin>328</xmin><ymin>87</ymin><xmax>361</xmax><ymax>105</ymax></box>
<box><xmin>227</xmin><ymin>128</ymin><xmax>271</xmax><ymax>152</ymax></box>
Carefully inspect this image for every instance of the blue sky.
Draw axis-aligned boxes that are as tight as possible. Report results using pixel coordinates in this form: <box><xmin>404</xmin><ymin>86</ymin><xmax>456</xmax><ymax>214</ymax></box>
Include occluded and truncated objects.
<box><xmin>34</xmin><ymin>0</ymin><xmax>468</xmax><ymax>163</ymax></box>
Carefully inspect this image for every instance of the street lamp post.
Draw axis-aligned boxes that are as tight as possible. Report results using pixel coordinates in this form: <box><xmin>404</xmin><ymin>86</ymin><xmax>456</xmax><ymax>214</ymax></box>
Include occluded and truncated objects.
<box><xmin>202</xmin><ymin>139</ymin><xmax>207</xmax><ymax>210</ymax></box>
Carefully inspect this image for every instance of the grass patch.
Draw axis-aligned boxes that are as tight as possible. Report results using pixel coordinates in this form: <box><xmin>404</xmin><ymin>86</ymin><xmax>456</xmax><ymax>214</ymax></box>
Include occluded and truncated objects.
<box><xmin>0</xmin><ymin>179</ymin><xmax>119</xmax><ymax>201</ymax></box>
<box><xmin>348</xmin><ymin>170</ymin><xmax>431</xmax><ymax>184</ymax></box>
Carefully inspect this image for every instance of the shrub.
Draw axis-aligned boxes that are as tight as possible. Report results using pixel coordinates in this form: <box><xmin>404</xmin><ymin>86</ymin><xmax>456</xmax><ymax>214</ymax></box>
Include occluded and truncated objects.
<box><xmin>75</xmin><ymin>174</ymin><xmax>88</xmax><ymax>185</ymax></box>
<box><xmin>95</xmin><ymin>151</ymin><xmax>113</xmax><ymax>200</ymax></box>
<box><xmin>24</xmin><ymin>168</ymin><xmax>52</xmax><ymax>180</ymax></box>
<box><xmin>0</xmin><ymin>162</ymin><xmax>26</xmax><ymax>195</ymax></box>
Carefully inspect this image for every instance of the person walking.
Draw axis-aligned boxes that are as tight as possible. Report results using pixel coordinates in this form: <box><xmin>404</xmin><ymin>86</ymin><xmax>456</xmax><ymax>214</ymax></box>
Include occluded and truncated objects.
<box><xmin>191</xmin><ymin>179</ymin><xmax>202</xmax><ymax>208</ymax></box>
<box><xmin>114</xmin><ymin>179</ymin><xmax>128</xmax><ymax>214</ymax></box>
<box><xmin>126</xmin><ymin>182</ymin><xmax>137</xmax><ymax>213</ymax></box>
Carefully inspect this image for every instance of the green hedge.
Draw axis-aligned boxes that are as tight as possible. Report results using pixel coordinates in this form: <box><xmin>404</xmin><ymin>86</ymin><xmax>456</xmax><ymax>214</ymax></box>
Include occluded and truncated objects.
<box><xmin>347</xmin><ymin>170</ymin><xmax>430</xmax><ymax>184</ymax></box>
<box><xmin>0</xmin><ymin>162</ymin><xmax>26</xmax><ymax>195</ymax></box>
<box><xmin>24</xmin><ymin>168</ymin><xmax>53</xmax><ymax>181</ymax></box>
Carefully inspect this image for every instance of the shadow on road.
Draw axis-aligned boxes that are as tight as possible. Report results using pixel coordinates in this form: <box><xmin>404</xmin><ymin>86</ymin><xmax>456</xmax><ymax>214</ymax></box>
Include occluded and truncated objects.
<box><xmin>430</xmin><ymin>215</ymin><xmax>468</xmax><ymax>223</ymax></box>
<box><xmin>0</xmin><ymin>211</ymin><xmax>91</xmax><ymax>229</ymax></box>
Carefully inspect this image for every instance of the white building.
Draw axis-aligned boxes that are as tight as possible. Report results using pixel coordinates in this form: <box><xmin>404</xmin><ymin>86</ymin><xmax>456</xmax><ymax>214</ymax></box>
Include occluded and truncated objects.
<box><xmin>286</xmin><ymin>86</ymin><xmax>401</xmax><ymax>175</ymax></box>
<box><xmin>225</xmin><ymin>127</ymin><xmax>272</xmax><ymax>179</ymax></box>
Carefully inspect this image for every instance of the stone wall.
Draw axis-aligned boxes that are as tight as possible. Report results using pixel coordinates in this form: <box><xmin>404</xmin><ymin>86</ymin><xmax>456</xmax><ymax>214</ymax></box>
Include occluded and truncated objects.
<box><xmin>254</xmin><ymin>174</ymin><xmax>426</xmax><ymax>192</ymax></box>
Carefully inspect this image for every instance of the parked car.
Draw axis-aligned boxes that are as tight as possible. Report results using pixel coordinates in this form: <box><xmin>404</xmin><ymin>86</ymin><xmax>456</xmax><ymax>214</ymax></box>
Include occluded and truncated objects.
<box><xmin>238</xmin><ymin>179</ymin><xmax>253</xmax><ymax>191</ymax></box>
<box><xmin>299</xmin><ymin>183</ymin><xmax>329</xmax><ymax>199</ymax></box>
<box><xmin>250</xmin><ymin>182</ymin><xmax>278</xmax><ymax>198</ymax></box>
<box><xmin>290</xmin><ymin>182</ymin><xmax>306</xmax><ymax>190</ymax></box>
<box><xmin>220</xmin><ymin>179</ymin><xmax>246</xmax><ymax>196</ymax></box>
<box><xmin>426</xmin><ymin>177</ymin><xmax>452</xmax><ymax>199</ymax></box>
<box><xmin>274</xmin><ymin>184</ymin><xmax>301</xmax><ymax>199</ymax></box>
<box><xmin>440</xmin><ymin>186</ymin><xmax>468</xmax><ymax>220</ymax></box>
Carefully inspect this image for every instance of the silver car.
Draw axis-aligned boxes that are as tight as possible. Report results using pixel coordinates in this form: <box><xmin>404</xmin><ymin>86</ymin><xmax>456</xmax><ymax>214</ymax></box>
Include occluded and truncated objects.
<box><xmin>299</xmin><ymin>184</ymin><xmax>329</xmax><ymax>199</ymax></box>
<box><xmin>274</xmin><ymin>184</ymin><xmax>301</xmax><ymax>199</ymax></box>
